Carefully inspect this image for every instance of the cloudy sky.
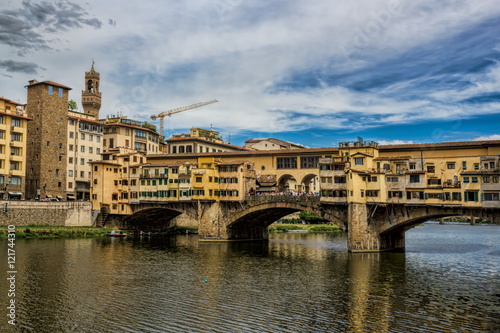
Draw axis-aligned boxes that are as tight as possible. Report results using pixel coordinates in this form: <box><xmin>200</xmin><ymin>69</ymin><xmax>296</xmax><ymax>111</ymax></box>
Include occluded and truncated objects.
<box><xmin>1</xmin><ymin>0</ymin><xmax>500</xmax><ymax>147</ymax></box>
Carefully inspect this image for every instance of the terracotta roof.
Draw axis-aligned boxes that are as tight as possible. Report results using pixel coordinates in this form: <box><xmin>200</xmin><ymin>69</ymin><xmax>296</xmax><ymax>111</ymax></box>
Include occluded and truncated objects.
<box><xmin>68</xmin><ymin>114</ymin><xmax>102</xmax><ymax>125</ymax></box>
<box><xmin>25</xmin><ymin>80</ymin><xmax>72</xmax><ymax>90</ymax></box>
<box><xmin>101</xmin><ymin>120</ymin><xmax>159</xmax><ymax>135</ymax></box>
<box><xmin>373</xmin><ymin>156</ymin><xmax>412</xmax><ymax>161</ymax></box>
<box><xmin>0</xmin><ymin>110</ymin><xmax>32</xmax><ymax>120</ymax></box>
<box><xmin>0</xmin><ymin>97</ymin><xmax>24</xmax><ymax>106</ymax></box>
<box><xmin>88</xmin><ymin>160</ymin><xmax>122</xmax><ymax>166</ymax></box>
<box><xmin>141</xmin><ymin>161</ymin><xmax>189</xmax><ymax>167</ymax></box>
<box><xmin>217</xmin><ymin>160</ymin><xmax>249</xmax><ymax>166</ymax></box>
<box><xmin>380</xmin><ymin>140</ymin><xmax>500</xmax><ymax>150</ymax></box>
<box><xmin>166</xmin><ymin>136</ymin><xmax>251</xmax><ymax>151</ymax></box>
<box><xmin>461</xmin><ymin>170</ymin><xmax>500</xmax><ymax>175</ymax></box>
<box><xmin>147</xmin><ymin>147</ymin><xmax>340</xmax><ymax>160</ymax></box>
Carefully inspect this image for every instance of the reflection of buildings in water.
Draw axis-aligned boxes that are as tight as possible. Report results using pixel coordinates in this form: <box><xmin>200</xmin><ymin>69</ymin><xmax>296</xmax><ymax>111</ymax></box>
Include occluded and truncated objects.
<box><xmin>347</xmin><ymin>253</ymin><xmax>394</xmax><ymax>333</ymax></box>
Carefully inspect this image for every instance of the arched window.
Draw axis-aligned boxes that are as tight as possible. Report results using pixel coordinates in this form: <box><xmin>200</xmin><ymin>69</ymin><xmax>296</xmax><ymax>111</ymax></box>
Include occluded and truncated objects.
<box><xmin>179</xmin><ymin>146</ymin><xmax>185</xmax><ymax>153</ymax></box>
<box><xmin>186</xmin><ymin>145</ymin><xmax>192</xmax><ymax>153</ymax></box>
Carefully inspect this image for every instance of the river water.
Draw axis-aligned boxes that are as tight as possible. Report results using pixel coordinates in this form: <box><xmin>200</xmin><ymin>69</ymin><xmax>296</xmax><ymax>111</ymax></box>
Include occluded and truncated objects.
<box><xmin>1</xmin><ymin>223</ymin><xmax>499</xmax><ymax>333</ymax></box>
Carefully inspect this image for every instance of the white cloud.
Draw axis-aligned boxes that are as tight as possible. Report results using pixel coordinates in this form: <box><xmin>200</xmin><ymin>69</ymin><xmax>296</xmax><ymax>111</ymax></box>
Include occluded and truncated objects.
<box><xmin>377</xmin><ymin>139</ymin><xmax>414</xmax><ymax>145</ymax></box>
<box><xmin>474</xmin><ymin>134</ymin><xmax>500</xmax><ymax>141</ymax></box>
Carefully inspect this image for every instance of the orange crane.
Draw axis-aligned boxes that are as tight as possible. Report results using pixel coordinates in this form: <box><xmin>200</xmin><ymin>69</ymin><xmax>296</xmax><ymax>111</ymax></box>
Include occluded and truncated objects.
<box><xmin>151</xmin><ymin>99</ymin><xmax>218</xmax><ymax>138</ymax></box>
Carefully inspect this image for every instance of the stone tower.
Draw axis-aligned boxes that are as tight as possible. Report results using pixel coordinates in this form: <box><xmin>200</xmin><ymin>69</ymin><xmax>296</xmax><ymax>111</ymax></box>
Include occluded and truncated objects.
<box><xmin>81</xmin><ymin>60</ymin><xmax>101</xmax><ymax>118</ymax></box>
<box><xmin>25</xmin><ymin>80</ymin><xmax>71</xmax><ymax>199</ymax></box>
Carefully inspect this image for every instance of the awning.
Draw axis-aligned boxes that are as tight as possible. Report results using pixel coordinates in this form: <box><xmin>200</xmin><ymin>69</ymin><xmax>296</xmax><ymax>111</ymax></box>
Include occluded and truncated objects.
<box><xmin>56</xmin><ymin>195</ymin><xmax>63</xmax><ymax>199</ymax></box>
<box><xmin>46</xmin><ymin>195</ymin><xmax>53</xmax><ymax>198</ymax></box>
<box><xmin>8</xmin><ymin>192</ymin><xmax>23</xmax><ymax>196</ymax></box>
<box><xmin>67</xmin><ymin>195</ymin><xmax>76</xmax><ymax>200</ymax></box>
<box><xmin>257</xmin><ymin>186</ymin><xmax>276</xmax><ymax>192</ymax></box>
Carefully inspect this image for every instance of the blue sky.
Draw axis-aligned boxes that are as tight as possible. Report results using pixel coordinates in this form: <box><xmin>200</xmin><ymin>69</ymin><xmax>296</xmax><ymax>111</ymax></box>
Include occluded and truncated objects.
<box><xmin>1</xmin><ymin>0</ymin><xmax>500</xmax><ymax>147</ymax></box>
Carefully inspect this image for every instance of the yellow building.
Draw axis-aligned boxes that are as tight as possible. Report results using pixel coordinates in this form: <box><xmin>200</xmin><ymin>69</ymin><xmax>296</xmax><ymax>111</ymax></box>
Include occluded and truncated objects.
<box><xmin>0</xmin><ymin>97</ymin><xmax>30</xmax><ymax>199</ymax></box>
<box><xmin>166</xmin><ymin>127</ymin><xmax>249</xmax><ymax>154</ymax></box>
<box><xmin>318</xmin><ymin>139</ymin><xmax>500</xmax><ymax>208</ymax></box>
<box><xmin>101</xmin><ymin>116</ymin><xmax>161</xmax><ymax>154</ymax></box>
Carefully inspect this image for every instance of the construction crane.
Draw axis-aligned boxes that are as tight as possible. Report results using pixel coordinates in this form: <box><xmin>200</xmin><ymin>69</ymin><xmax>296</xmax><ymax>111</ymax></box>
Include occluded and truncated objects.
<box><xmin>151</xmin><ymin>99</ymin><xmax>218</xmax><ymax>138</ymax></box>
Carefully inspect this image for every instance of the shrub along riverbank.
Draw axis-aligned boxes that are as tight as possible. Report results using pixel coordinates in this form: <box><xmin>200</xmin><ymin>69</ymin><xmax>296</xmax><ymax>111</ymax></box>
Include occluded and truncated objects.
<box><xmin>268</xmin><ymin>223</ymin><xmax>342</xmax><ymax>233</ymax></box>
<box><xmin>0</xmin><ymin>225</ymin><xmax>113</xmax><ymax>239</ymax></box>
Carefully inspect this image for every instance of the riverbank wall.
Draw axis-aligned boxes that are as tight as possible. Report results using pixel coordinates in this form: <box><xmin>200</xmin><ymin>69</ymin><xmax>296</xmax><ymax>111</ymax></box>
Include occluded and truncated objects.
<box><xmin>0</xmin><ymin>200</ymin><xmax>93</xmax><ymax>226</ymax></box>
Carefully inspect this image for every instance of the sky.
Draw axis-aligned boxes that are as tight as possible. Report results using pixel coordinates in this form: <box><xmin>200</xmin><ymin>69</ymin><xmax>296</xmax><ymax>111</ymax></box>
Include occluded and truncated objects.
<box><xmin>1</xmin><ymin>0</ymin><xmax>500</xmax><ymax>148</ymax></box>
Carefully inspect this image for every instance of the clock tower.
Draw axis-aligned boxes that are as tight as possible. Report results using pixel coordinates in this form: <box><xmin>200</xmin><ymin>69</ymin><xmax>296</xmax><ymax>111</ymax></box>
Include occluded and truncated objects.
<box><xmin>81</xmin><ymin>60</ymin><xmax>101</xmax><ymax>118</ymax></box>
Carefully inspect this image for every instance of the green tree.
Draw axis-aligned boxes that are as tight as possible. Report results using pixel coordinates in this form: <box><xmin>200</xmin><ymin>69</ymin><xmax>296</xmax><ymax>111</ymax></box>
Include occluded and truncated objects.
<box><xmin>68</xmin><ymin>100</ymin><xmax>78</xmax><ymax>112</ymax></box>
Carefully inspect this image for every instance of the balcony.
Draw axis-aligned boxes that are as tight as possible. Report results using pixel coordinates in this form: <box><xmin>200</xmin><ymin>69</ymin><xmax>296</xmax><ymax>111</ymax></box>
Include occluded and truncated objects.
<box><xmin>443</xmin><ymin>181</ymin><xmax>461</xmax><ymax>188</ymax></box>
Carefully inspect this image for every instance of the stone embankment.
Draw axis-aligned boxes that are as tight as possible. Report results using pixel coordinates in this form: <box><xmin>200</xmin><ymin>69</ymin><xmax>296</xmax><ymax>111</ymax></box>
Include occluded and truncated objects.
<box><xmin>0</xmin><ymin>200</ymin><xmax>93</xmax><ymax>226</ymax></box>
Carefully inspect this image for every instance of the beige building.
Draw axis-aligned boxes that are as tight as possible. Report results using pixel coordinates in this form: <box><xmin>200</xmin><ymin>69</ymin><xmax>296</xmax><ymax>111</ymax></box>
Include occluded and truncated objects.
<box><xmin>0</xmin><ymin>97</ymin><xmax>30</xmax><ymax>199</ymax></box>
<box><xmin>245</xmin><ymin>138</ymin><xmax>306</xmax><ymax>150</ymax></box>
<box><xmin>67</xmin><ymin>112</ymin><xmax>104</xmax><ymax>200</ymax></box>
<box><xmin>101</xmin><ymin>116</ymin><xmax>161</xmax><ymax>155</ymax></box>
<box><xmin>166</xmin><ymin>128</ymin><xmax>249</xmax><ymax>154</ymax></box>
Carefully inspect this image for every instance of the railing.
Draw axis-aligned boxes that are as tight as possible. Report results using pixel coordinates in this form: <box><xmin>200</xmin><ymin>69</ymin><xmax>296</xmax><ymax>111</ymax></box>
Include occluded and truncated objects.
<box><xmin>245</xmin><ymin>195</ymin><xmax>320</xmax><ymax>204</ymax></box>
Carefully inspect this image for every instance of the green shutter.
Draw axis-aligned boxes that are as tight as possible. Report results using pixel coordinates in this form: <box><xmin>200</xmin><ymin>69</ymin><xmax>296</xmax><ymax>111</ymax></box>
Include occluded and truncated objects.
<box><xmin>464</xmin><ymin>192</ymin><xmax>468</xmax><ymax>202</ymax></box>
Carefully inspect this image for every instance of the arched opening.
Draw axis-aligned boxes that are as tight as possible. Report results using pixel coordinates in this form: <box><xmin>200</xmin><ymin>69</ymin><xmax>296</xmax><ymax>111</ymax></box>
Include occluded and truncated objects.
<box><xmin>277</xmin><ymin>174</ymin><xmax>297</xmax><ymax>194</ymax></box>
<box><xmin>300</xmin><ymin>173</ymin><xmax>319</xmax><ymax>194</ymax></box>
<box><xmin>123</xmin><ymin>208</ymin><xmax>184</xmax><ymax>231</ymax></box>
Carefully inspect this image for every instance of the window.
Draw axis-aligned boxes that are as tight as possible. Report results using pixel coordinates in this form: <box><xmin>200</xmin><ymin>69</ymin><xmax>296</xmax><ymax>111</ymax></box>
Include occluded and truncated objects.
<box><xmin>409</xmin><ymin>163</ymin><xmax>416</xmax><ymax>170</ymax></box>
<box><xmin>96</xmin><ymin>136</ymin><xmax>101</xmax><ymax>143</ymax></box>
<box><xmin>80</xmin><ymin>158</ymin><xmax>85</xmax><ymax>165</ymax></box>
<box><xmin>463</xmin><ymin>177</ymin><xmax>470</xmax><ymax>183</ymax></box>
<box><xmin>109</xmin><ymin>139</ymin><xmax>114</xmax><ymax>148</ymax></box>
<box><xmin>89</xmin><ymin>147</ymin><xmax>93</xmax><ymax>154</ymax></box>
<box><xmin>69</xmin><ymin>144</ymin><xmax>73</xmax><ymax>151</ymax></box>
<box><xmin>300</xmin><ymin>156</ymin><xmax>320</xmax><ymax>169</ymax></box>
<box><xmin>388</xmin><ymin>191</ymin><xmax>403</xmax><ymax>198</ymax></box>
<box><xmin>68</xmin><ymin>170</ymin><xmax>73</xmax><ymax>177</ymax></box>
<box><xmin>427</xmin><ymin>179</ymin><xmax>441</xmax><ymax>185</ymax></box>
<box><xmin>368</xmin><ymin>176</ymin><xmax>377</xmax><ymax>182</ymax></box>
<box><xmin>447</xmin><ymin>163</ymin><xmax>455</xmax><ymax>169</ymax></box>
<box><xmin>135</xmin><ymin>130</ymin><xmax>146</xmax><ymax>138</ymax></box>
<box><xmin>12</xmin><ymin>119</ymin><xmax>21</xmax><ymax>127</ymax></box>
<box><xmin>427</xmin><ymin>165</ymin><xmax>435</xmax><ymax>173</ymax></box>
<box><xmin>81</xmin><ymin>146</ymin><xmax>85</xmax><ymax>152</ymax></box>
<box><xmin>387</xmin><ymin>176</ymin><xmax>399</xmax><ymax>182</ymax></box>
<box><xmin>462</xmin><ymin>161</ymin><xmax>467</xmax><ymax>170</ymax></box>
<box><xmin>483</xmin><ymin>193</ymin><xmax>499</xmax><ymax>201</ymax></box>
<box><xmin>89</xmin><ymin>134</ymin><xmax>93</xmax><ymax>141</ymax></box>
<box><xmin>10</xmin><ymin>147</ymin><xmax>20</xmax><ymax>156</ymax></box>
<box><xmin>58</xmin><ymin>88</ymin><xmax>63</xmax><ymax>97</ymax></box>
<box><xmin>69</xmin><ymin>131</ymin><xmax>74</xmax><ymax>138</ymax></box>
<box><xmin>409</xmin><ymin>175</ymin><xmax>420</xmax><ymax>183</ymax></box>
<box><xmin>334</xmin><ymin>176</ymin><xmax>346</xmax><ymax>183</ymax></box>
<box><xmin>96</xmin><ymin>147</ymin><xmax>101</xmax><ymax>154</ymax></box>
<box><xmin>10</xmin><ymin>161</ymin><xmax>20</xmax><ymax>170</ymax></box>
<box><xmin>11</xmin><ymin>133</ymin><xmax>22</xmax><ymax>141</ymax></box>
<box><xmin>195</xmin><ymin>177</ymin><xmax>203</xmax><ymax>182</ymax></box>
<box><xmin>474</xmin><ymin>163</ymin><xmax>479</xmax><ymax>170</ymax></box>
<box><xmin>81</xmin><ymin>133</ymin><xmax>85</xmax><ymax>140</ymax></box>
<box><xmin>472</xmin><ymin>177</ymin><xmax>478</xmax><ymax>183</ymax></box>
<box><xmin>9</xmin><ymin>177</ymin><xmax>21</xmax><ymax>185</ymax></box>
<box><xmin>483</xmin><ymin>176</ymin><xmax>490</xmax><ymax>183</ymax></box>
<box><xmin>354</xmin><ymin>157</ymin><xmax>364</xmax><ymax>165</ymax></box>
<box><xmin>48</xmin><ymin>85</ymin><xmax>53</xmax><ymax>95</ymax></box>
<box><xmin>69</xmin><ymin>157</ymin><xmax>73</xmax><ymax>164</ymax></box>
<box><xmin>452</xmin><ymin>192</ymin><xmax>462</xmax><ymax>201</ymax></box>
<box><xmin>493</xmin><ymin>176</ymin><xmax>499</xmax><ymax>183</ymax></box>
<box><xmin>366</xmin><ymin>190</ymin><xmax>378</xmax><ymax>197</ymax></box>
<box><xmin>277</xmin><ymin>157</ymin><xmax>297</xmax><ymax>169</ymax></box>
<box><xmin>68</xmin><ymin>182</ymin><xmax>73</xmax><ymax>189</ymax></box>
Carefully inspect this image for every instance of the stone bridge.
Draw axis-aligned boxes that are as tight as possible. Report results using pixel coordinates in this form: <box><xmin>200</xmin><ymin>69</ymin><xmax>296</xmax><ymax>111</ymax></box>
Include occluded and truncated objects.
<box><xmin>113</xmin><ymin>196</ymin><xmax>500</xmax><ymax>252</ymax></box>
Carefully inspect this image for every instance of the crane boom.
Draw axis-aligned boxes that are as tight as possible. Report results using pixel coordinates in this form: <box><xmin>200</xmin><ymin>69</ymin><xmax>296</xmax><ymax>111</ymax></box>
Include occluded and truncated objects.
<box><xmin>151</xmin><ymin>99</ymin><xmax>218</xmax><ymax>138</ymax></box>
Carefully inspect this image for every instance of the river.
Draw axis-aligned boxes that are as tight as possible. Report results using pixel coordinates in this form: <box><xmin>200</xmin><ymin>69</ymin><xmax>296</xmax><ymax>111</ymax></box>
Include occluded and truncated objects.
<box><xmin>1</xmin><ymin>223</ymin><xmax>499</xmax><ymax>332</ymax></box>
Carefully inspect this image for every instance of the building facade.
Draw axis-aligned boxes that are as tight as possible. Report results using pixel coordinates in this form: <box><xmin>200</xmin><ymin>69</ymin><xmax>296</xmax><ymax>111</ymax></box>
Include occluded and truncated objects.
<box><xmin>0</xmin><ymin>97</ymin><xmax>30</xmax><ymax>199</ymax></box>
<box><xmin>245</xmin><ymin>138</ymin><xmax>306</xmax><ymax>150</ymax></box>
<box><xmin>101</xmin><ymin>117</ymin><xmax>161</xmax><ymax>155</ymax></box>
<box><xmin>166</xmin><ymin>128</ymin><xmax>249</xmax><ymax>154</ymax></box>
<box><xmin>25</xmin><ymin>80</ymin><xmax>72</xmax><ymax>200</ymax></box>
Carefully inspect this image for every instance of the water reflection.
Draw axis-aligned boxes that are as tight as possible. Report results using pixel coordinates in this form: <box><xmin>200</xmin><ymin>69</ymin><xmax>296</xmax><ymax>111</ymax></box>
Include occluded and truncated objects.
<box><xmin>0</xmin><ymin>225</ymin><xmax>499</xmax><ymax>332</ymax></box>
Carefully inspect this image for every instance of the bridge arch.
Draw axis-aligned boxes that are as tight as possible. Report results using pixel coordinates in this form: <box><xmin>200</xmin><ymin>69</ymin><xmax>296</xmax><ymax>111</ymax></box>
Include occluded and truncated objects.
<box><xmin>222</xmin><ymin>198</ymin><xmax>346</xmax><ymax>240</ymax></box>
<box><xmin>119</xmin><ymin>204</ymin><xmax>200</xmax><ymax>231</ymax></box>
<box><xmin>277</xmin><ymin>174</ymin><xmax>297</xmax><ymax>193</ymax></box>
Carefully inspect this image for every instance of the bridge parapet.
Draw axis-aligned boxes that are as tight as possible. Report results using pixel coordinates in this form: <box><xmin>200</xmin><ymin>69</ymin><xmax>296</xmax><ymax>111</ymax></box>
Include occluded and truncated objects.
<box><xmin>244</xmin><ymin>195</ymin><xmax>320</xmax><ymax>205</ymax></box>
